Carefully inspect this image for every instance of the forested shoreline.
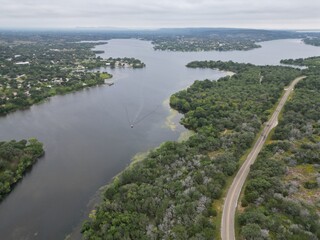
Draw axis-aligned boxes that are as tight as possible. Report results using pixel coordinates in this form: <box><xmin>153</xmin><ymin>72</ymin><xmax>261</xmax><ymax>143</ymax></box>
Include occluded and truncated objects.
<box><xmin>0</xmin><ymin>139</ymin><xmax>44</xmax><ymax>201</ymax></box>
<box><xmin>81</xmin><ymin>61</ymin><xmax>302</xmax><ymax>239</ymax></box>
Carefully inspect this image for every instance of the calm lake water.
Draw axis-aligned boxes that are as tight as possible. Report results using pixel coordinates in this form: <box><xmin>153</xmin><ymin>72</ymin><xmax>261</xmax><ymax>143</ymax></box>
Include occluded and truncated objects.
<box><xmin>0</xmin><ymin>39</ymin><xmax>319</xmax><ymax>240</ymax></box>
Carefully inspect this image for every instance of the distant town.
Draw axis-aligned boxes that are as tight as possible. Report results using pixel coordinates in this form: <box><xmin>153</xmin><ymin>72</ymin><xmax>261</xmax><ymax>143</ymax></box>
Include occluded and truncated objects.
<box><xmin>0</xmin><ymin>39</ymin><xmax>146</xmax><ymax>115</ymax></box>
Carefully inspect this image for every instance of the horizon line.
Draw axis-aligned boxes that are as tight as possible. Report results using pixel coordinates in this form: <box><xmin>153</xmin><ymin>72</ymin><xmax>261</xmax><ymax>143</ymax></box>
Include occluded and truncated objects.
<box><xmin>1</xmin><ymin>26</ymin><xmax>320</xmax><ymax>32</ymax></box>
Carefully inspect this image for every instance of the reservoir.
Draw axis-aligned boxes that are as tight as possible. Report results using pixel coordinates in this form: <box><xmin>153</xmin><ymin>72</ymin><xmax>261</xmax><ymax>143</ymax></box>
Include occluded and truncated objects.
<box><xmin>0</xmin><ymin>39</ymin><xmax>319</xmax><ymax>239</ymax></box>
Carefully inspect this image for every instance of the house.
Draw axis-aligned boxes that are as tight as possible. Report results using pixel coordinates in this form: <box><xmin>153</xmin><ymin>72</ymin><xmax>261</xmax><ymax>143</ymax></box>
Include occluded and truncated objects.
<box><xmin>15</xmin><ymin>61</ymin><xmax>30</xmax><ymax>65</ymax></box>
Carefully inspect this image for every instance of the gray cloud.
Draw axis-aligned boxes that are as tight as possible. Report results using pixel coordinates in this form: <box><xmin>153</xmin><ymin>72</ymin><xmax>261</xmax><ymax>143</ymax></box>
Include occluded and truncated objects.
<box><xmin>0</xmin><ymin>0</ymin><xmax>319</xmax><ymax>29</ymax></box>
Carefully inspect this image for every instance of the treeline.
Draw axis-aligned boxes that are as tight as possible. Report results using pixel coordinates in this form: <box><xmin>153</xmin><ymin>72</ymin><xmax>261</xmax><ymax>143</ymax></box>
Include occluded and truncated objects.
<box><xmin>81</xmin><ymin>61</ymin><xmax>301</xmax><ymax>239</ymax></box>
<box><xmin>104</xmin><ymin>57</ymin><xmax>146</xmax><ymax>69</ymax></box>
<box><xmin>81</xmin><ymin>57</ymin><xmax>146</xmax><ymax>69</ymax></box>
<box><xmin>0</xmin><ymin>139</ymin><xmax>44</xmax><ymax>201</ymax></box>
<box><xmin>280</xmin><ymin>56</ymin><xmax>320</xmax><ymax>67</ymax></box>
<box><xmin>239</xmin><ymin>59</ymin><xmax>320</xmax><ymax>239</ymax></box>
<box><xmin>281</xmin><ymin>56</ymin><xmax>320</xmax><ymax>79</ymax></box>
<box><xmin>303</xmin><ymin>37</ymin><xmax>320</xmax><ymax>47</ymax></box>
<box><xmin>186</xmin><ymin>60</ymin><xmax>254</xmax><ymax>73</ymax></box>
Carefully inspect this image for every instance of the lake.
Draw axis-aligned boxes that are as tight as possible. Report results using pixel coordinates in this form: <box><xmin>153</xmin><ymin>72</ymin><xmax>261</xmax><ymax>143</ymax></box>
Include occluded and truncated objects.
<box><xmin>0</xmin><ymin>38</ymin><xmax>319</xmax><ymax>240</ymax></box>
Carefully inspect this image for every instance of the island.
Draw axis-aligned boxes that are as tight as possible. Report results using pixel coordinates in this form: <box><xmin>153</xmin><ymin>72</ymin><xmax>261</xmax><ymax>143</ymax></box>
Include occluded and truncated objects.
<box><xmin>0</xmin><ymin>139</ymin><xmax>44</xmax><ymax>201</ymax></box>
<box><xmin>81</xmin><ymin>56</ymin><xmax>146</xmax><ymax>69</ymax></box>
<box><xmin>104</xmin><ymin>57</ymin><xmax>146</xmax><ymax>69</ymax></box>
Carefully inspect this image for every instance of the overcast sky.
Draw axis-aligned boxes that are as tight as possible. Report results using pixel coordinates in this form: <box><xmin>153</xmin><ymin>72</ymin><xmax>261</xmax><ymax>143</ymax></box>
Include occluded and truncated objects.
<box><xmin>0</xmin><ymin>0</ymin><xmax>319</xmax><ymax>30</ymax></box>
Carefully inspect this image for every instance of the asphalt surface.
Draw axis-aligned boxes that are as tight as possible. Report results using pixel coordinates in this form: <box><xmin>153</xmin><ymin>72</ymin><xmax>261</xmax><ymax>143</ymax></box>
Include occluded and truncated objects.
<box><xmin>221</xmin><ymin>76</ymin><xmax>305</xmax><ymax>240</ymax></box>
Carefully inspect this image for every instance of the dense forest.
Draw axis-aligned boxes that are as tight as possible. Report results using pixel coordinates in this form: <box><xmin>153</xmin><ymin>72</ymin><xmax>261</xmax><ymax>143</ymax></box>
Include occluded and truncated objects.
<box><xmin>81</xmin><ymin>61</ymin><xmax>301</xmax><ymax>239</ymax></box>
<box><xmin>0</xmin><ymin>139</ymin><xmax>44</xmax><ymax>201</ymax></box>
<box><xmin>238</xmin><ymin>57</ymin><xmax>320</xmax><ymax>239</ymax></box>
<box><xmin>281</xmin><ymin>56</ymin><xmax>320</xmax><ymax>67</ymax></box>
<box><xmin>303</xmin><ymin>37</ymin><xmax>320</xmax><ymax>47</ymax></box>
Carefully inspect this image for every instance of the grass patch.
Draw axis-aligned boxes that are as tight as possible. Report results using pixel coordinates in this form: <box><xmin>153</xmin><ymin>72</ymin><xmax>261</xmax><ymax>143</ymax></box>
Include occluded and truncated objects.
<box><xmin>177</xmin><ymin>130</ymin><xmax>195</xmax><ymax>143</ymax></box>
<box><xmin>100</xmin><ymin>73</ymin><xmax>111</xmax><ymax>79</ymax></box>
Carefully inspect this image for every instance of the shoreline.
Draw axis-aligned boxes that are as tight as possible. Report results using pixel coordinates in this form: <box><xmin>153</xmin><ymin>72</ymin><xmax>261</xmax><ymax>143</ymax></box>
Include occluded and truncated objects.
<box><xmin>162</xmin><ymin>98</ymin><xmax>183</xmax><ymax>131</ymax></box>
<box><xmin>66</xmin><ymin>68</ymin><xmax>233</xmax><ymax>239</ymax></box>
<box><xmin>67</xmin><ymin>97</ymin><xmax>194</xmax><ymax>239</ymax></box>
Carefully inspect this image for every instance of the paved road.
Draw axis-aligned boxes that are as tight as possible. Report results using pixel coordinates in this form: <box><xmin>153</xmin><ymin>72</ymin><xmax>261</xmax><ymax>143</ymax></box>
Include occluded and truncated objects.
<box><xmin>221</xmin><ymin>76</ymin><xmax>305</xmax><ymax>240</ymax></box>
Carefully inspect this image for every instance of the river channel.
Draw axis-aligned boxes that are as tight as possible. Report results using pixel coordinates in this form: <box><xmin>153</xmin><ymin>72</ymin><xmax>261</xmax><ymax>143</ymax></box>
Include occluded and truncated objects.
<box><xmin>0</xmin><ymin>38</ymin><xmax>319</xmax><ymax>239</ymax></box>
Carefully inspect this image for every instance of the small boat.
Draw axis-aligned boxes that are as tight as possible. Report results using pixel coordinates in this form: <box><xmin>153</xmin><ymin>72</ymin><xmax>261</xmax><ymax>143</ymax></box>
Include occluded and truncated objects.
<box><xmin>105</xmin><ymin>81</ymin><xmax>114</xmax><ymax>86</ymax></box>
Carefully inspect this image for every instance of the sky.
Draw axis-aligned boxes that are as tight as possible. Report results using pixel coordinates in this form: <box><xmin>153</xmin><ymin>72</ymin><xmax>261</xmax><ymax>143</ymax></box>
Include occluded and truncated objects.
<box><xmin>0</xmin><ymin>0</ymin><xmax>319</xmax><ymax>30</ymax></box>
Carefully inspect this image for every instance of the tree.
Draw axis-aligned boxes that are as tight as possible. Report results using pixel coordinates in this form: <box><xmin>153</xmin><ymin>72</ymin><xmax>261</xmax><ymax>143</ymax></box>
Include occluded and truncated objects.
<box><xmin>241</xmin><ymin>224</ymin><xmax>264</xmax><ymax>240</ymax></box>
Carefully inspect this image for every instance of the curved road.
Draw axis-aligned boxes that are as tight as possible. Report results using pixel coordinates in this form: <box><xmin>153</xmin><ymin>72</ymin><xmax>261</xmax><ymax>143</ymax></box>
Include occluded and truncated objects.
<box><xmin>221</xmin><ymin>76</ymin><xmax>305</xmax><ymax>240</ymax></box>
